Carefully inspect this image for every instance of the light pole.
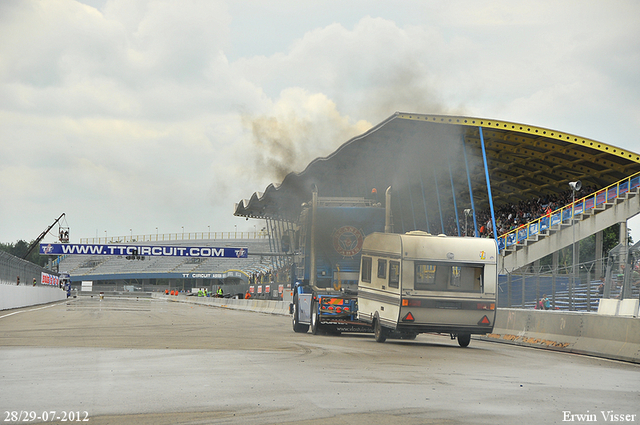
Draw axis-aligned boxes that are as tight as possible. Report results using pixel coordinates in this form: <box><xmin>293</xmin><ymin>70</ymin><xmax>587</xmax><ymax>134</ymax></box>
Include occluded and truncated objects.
<box><xmin>569</xmin><ymin>180</ymin><xmax>582</xmax><ymax>311</ymax></box>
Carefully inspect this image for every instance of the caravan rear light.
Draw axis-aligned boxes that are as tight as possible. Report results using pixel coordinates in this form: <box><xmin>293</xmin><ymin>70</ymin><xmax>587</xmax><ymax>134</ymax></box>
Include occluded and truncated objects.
<box><xmin>477</xmin><ymin>303</ymin><xmax>495</xmax><ymax>311</ymax></box>
<box><xmin>343</xmin><ymin>307</ymin><xmax>350</xmax><ymax>312</ymax></box>
<box><xmin>336</xmin><ymin>307</ymin><xmax>342</xmax><ymax>313</ymax></box>
<box><xmin>402</xmin><ymin>299</ymin><xmax>421</xmax><ymax>307</ymax></box>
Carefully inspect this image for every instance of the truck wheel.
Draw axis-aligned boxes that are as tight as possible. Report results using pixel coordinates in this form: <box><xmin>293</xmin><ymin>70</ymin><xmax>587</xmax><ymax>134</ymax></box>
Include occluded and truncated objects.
<box><xmin>457</xmin><ymin>333</ymin><xmax>471</xmax><ymax>347</ymax></box>
<box><xmin>292</xmin><ymin>301</ymin><xmax>309</xmax><ymax>333</ymax></box>
<box><xmin>374</xmin><ymin>318</ymin><xmax>387</xmax><ymax>343</ymax></box>
<box><xmin>311</xmin><ymin>301</ymin><xmax>323</xmax><ymax>335</ymax></box>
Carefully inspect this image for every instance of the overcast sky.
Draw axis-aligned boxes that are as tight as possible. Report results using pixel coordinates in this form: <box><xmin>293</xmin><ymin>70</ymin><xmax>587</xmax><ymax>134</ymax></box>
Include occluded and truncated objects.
<box><xmin>2</xmin><ymin>0</ymin><xmax>640</xmax><ymax>244</ymax></box>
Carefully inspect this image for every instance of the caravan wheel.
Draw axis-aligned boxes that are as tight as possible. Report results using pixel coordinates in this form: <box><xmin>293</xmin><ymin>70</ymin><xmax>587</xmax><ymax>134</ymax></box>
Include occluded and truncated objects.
<box><xmin>400</xmin><ymin>332</ymin><xmax>417</xmax><ymax>340</ymax></box>
<box><xmin>373</xmin><ymin>318</ymin><xmax>387</xmax><ymax>343</ymax></box>
<box><xmin>457</xmin><ymin>333</ymin><xmax>471</xmax><ymax>347</ymax></box>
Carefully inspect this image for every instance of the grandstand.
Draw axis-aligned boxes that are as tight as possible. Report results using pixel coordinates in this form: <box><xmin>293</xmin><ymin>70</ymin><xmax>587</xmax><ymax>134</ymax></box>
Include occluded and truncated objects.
<box><xmin>234</xmin><ymin>112</ymin><xmax>640</xmax><ymax>311</ymax></box>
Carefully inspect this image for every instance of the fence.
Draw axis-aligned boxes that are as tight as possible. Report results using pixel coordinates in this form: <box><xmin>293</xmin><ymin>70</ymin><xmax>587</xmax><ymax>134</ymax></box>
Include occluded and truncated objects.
<box><xmin>498</xmin><ymin>172</ymin><xmax>640</xmax><ymax>252</ymax></box>
<box><xmin>0</xmin><ymin>250</ymin><xmax>66</xmax><ymax>310</ymax></box>
<box><xmin>80</xmin><ymin>231</ymin><xmax>268</xmax><ymax>245</ymax></box>
<box><xmin>499</xmin><ymin>258</ymin><xmax>640</xmax><ymax>311</ymax></box>
<box><xmin>0</xmin><ymin>250</ymin><xmax>57</xmax><ymax>287</ymax></box>
<box><xmin>71</xmin><ymin>281</ymin><xmax>260</xmax><ymax>298</ymax></box>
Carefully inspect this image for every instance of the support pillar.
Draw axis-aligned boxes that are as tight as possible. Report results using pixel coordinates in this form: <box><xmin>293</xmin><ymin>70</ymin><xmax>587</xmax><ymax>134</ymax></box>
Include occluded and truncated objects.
<box><xmin>552</xmin><ymin>251</ymin><xmax>559</xmax><ymax>309</ymax></box>
<box><xmin>595</xmin><ymin>230</ymin><xmax>604</xmax><ymax>279</ymax></box>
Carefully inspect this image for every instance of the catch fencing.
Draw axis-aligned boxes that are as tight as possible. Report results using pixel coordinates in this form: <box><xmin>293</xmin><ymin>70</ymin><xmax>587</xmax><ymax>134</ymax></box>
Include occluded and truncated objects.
<box><xmin>499</xmin><ymin>258</ymin><xmax>639</xmax><ymax>311</ymax></box>
<box><xmin>0</xmin><ymin>250</ymin><xmax>66</xmax><ymax>310</ymax></box>
<box><xmin>0</xmin><ymin>250</ymin><xmax>57</xmax><ymax>287</ymax></box>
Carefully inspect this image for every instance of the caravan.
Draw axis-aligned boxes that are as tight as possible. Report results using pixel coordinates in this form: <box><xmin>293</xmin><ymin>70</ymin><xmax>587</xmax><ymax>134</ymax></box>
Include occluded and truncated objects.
<box><xmin>357</xmin><ymin>231</ymin><xmax>498</xmax><ymax>347</ymax></box>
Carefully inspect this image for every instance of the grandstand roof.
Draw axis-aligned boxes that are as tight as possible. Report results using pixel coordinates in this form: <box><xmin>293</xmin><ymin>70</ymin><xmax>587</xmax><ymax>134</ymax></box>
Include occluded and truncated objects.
<box><xmin>234</xmin><ymin>112</ymin><xmax>640</xmax><ymax>231</ymax></box>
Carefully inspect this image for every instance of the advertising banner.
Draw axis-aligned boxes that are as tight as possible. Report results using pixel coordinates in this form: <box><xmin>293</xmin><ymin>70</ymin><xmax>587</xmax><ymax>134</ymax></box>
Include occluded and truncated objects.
<box><xmin>41</xmin><ymin>272</ymin><xmax>59</xmax><ymax>286</ymax></box>
<box><xmin>40</xmin><ymin>243</ymin><xmax>248</xmax><ymax>258</ymax></box>
<box><xmin>181</xmin><ymin>271</ymin><xmax>245</xmax><ymax>279</ymax></box>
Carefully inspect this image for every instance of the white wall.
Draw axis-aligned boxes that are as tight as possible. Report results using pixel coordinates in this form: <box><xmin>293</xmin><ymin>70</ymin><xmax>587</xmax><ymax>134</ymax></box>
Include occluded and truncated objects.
<box><xmin>0</xmin><ymin>282</ymin><xmax>67</xmax><ymax>310</ymax></box>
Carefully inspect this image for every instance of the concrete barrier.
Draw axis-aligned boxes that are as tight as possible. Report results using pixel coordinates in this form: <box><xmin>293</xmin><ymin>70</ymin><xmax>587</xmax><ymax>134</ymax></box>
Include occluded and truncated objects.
<box><xmin>482</xmin><ymin>308</ymin><xmax>640</xmax><ymax>363</ymax></box>
<box><xmin>0</xmin><ymin>284</ymin><xmax>68</xmax><ymax>310</ymax></box>
<box><xmin>77</xmin><ymin>291</ymin><xmax>152</xmax><ymax>299</ymax></box>
<box><xmin>151</xmin><ymin>292</ymin><xmax>290</xmax><ymax>316</ymax></box>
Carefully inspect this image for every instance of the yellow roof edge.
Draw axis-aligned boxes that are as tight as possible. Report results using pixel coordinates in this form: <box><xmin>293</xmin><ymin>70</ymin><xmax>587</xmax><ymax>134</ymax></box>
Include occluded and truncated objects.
<box><xmin>395</xmin><ymin>112</ymin><xmax>640</xmax><ymax>163</ymax></box>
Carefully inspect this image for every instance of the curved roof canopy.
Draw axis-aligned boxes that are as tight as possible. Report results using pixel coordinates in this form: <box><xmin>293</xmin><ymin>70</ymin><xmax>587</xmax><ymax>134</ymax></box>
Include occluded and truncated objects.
<box><xmin>234</xmin><ymin>112</ymin><xmax>640</xmax><ymax>233</ymax></box>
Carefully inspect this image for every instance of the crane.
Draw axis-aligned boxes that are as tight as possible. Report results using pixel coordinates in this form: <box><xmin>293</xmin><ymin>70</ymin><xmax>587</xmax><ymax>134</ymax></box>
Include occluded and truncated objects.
<box><xmin>22</xmin><ymin>213</ymin><xmax>66</xmax><ymax>260</ymax></box>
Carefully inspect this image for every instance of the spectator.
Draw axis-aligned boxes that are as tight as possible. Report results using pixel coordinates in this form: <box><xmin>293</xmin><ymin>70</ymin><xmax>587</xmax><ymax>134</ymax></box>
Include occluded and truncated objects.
<box><xmin>597</xmin><ymin>276</ymin><xmax>605</xmax><ymax>296</ymax></box>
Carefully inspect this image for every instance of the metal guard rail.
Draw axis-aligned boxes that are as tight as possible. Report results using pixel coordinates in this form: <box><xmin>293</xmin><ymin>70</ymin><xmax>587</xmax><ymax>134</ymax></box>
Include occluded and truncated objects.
<box><xmin>80</xmin><ymin>231</ymin><xmax>269</xmax><ymax>245</ymax></box>
<box><xmin>497</xmin><ymin>172</ymin><xmax>640</xmax><ymax>252</ymax></box>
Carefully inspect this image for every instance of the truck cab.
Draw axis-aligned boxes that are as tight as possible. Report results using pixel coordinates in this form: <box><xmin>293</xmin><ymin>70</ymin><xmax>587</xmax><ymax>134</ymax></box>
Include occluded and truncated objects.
<box><xmin>290</xmin><ymin>191</ymin><xmax>386</xmax><ymax>334</ymax></box>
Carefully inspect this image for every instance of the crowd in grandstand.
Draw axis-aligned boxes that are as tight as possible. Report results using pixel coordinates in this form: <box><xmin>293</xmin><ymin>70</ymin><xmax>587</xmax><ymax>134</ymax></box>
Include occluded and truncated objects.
<box><xmin>448</xmin><ymin>186</ymin><xmax>595</xmax><ymax>238</ymax></box>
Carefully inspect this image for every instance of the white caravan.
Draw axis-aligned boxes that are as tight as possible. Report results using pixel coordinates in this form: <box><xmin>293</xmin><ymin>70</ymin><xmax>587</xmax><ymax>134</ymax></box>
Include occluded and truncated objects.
<box><xmin>357</xmin><ymin>231</ymin><xmax>498</xmax><ymax>347</ymax></box>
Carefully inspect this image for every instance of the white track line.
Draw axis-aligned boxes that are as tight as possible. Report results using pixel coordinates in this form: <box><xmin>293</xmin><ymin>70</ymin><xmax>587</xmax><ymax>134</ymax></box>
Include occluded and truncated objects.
<box><xmin>0</xmin><ymin>300</ymin><xmax>68</xmax><ymax>320</ymax></box>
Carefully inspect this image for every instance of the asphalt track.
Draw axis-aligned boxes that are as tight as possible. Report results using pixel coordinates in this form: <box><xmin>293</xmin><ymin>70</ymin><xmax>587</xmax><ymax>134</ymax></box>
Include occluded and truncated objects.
<box><xmin>1</xmin><ymin>297</ymin><xmax>638</xmax><ymax>425</ymax></box>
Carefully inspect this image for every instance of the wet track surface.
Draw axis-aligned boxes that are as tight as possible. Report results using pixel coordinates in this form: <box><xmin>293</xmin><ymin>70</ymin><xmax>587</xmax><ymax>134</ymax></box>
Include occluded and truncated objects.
<box><xmin>1</xmin><ymin>297</ymin><xmax>638</xmax><ymax>424</ymax></box>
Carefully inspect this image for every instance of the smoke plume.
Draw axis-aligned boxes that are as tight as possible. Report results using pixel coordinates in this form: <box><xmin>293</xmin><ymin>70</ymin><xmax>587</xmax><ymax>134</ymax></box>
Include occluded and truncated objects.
<box><xmin>243</xmin><ymin>88</ymin><xmax>371</xmax><ymax>182</ymax></box>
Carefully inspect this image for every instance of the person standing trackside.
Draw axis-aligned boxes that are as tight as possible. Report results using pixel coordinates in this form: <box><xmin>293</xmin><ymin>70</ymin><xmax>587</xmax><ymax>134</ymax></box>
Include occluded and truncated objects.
<box><xmin>217</xmin><ymin>286</ymin><xmax>223</xmax><ymax>298</ymax></box>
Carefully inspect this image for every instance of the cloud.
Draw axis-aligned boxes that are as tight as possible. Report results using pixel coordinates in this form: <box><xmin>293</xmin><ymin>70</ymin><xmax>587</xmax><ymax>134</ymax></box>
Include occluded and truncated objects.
<box><xmin>1</xmin><ymin>0</ymin><xmax>640</xmax><ymax>244</ymax></box>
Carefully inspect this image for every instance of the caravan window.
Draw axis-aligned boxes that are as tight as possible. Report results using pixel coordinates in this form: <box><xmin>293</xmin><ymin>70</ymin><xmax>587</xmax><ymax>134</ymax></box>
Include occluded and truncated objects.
<box><xmin>377</xmin><ymin>259</ymin><xmax>387</xmax><ymax>279</ymax></box>
<box><xmin>389</xmin><ymin>261</ymin><xmax>400</xmax><ymax>288</ymax></box>
<box><xmin>414</xmin><ymin>262</ymin><xmax>483</xmax><ymax>293</ymax></box>
<box><xmin>361</xmin><ymin>256</ymin><xmax>372</xmax><ymax>283</ymax></box>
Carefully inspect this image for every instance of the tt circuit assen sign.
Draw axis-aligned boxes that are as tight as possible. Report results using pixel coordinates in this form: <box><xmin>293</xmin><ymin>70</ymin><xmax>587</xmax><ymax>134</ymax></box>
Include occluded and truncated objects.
<box><xmin>39</xmin><ymin>243</ymin><xmax>248</xmax><ymax>259</ymax></box>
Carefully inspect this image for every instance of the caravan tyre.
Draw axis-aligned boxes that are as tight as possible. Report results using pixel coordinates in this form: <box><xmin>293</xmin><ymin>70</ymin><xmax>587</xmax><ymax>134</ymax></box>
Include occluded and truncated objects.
<box><xmin>400</xmin><ymin>332</ymin><xmax>417</xmax><ymax>340</ymax></box>
<box><xmin>457</xmin><ymin>333</ymin><xmax>471</xmax><ymax>347</ymax></box>
<box><xmin>374</xmin><ymin>318</ymin><xmax>387</xmax><ymax>343</ymax></box>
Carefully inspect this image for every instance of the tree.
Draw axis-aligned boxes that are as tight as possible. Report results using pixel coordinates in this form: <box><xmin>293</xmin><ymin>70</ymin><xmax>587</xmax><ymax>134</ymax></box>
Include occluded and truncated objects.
<box><xmin>0</xmin><ymin>240</ymin><xmax>49</xmax><ymax>267</ymax></box>
<box><xmin>539</xmin><ymin>223</ymin><xmax>628</xmax><ymax>271</ymax></box>
<box><xmin>579</xmin><ymin>223</ymin><xmax>631</xmax><ymax>263</ymax></box>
